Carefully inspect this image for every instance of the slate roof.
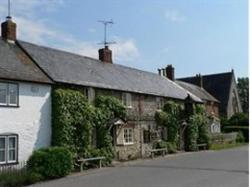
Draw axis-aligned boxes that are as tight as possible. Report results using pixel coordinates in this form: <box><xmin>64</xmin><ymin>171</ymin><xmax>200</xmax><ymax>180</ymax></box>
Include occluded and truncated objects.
<box><xmin>175</xmin><ymin>80</ymin><xmax>219</xmax><ymax>103</ymax></box>
<box><xmin>17</xmin><ymin>40</ymin><xmax>202</xmax><ymax>102</ymax></box>
<box><xmin>0</xmin><ymin>39</ymin><xmax>52</xmax><ymax>84</ymax></box>
<box><xmin>178</xmin><ymin>72</ymin><xmax>234</xmax><ymax>113</ymax></box>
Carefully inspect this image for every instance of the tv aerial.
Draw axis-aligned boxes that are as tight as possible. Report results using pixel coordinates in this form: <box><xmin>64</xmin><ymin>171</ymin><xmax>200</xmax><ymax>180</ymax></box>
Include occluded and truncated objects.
<box><xmin>98</xmin><ymin>19</ymin><xmax>116</xmax><ymax>47</ymax></box>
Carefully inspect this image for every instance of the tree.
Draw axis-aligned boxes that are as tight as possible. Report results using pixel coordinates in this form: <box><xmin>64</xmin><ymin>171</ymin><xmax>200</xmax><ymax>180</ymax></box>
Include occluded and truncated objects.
<box><xmin>237</xmin><ymin>77</ymin><xmax>249</xmax><ymax>113</ymax></box>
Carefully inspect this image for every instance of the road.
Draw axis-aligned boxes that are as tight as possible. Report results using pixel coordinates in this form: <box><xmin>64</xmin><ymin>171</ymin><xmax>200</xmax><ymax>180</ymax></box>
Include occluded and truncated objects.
<box><xmin>31</xmin><ymin>146</ymin><xmax>248</xmax><ymax>187</ymax></box>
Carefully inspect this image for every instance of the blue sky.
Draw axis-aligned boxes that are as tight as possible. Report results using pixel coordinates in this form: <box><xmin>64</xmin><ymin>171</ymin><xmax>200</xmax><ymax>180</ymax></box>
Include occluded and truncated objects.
<box><xmin>0</xmin><ymin>0</ymin><xmax>248</xmax><ymax>78</ymax></box>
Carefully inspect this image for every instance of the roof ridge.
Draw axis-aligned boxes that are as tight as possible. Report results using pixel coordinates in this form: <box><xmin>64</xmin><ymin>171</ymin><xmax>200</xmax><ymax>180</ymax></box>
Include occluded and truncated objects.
<box><xmin>178</xmin><ymin>71</ymin><xmax>233</xmax><ymax>80</ymax></box>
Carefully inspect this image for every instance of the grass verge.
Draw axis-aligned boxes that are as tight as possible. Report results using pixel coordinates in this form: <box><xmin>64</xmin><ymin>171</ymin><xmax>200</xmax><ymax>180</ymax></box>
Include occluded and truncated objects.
<box><xmin>210</xmin><ymin>142</ymin><xmax>248</xmax><ymax>150</ymax></box>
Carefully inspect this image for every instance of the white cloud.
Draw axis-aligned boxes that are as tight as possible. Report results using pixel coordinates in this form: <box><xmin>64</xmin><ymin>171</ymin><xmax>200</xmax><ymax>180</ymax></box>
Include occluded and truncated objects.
<box><xmin>0</xmin><ymin>0</ymin><xmax>139</xmax><ymax>63</ymax></box>
<box><xmin>164</xmin><ymin>10</ymin><xmax>185</xmax><ymax>22</ymax></box>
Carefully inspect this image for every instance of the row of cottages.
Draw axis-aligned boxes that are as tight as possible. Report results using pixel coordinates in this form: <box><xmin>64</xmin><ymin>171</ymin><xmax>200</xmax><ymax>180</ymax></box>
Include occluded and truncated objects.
<box><xmin>0</xmin><ymin>16</ymin><xmax>203</xmax><ymax>165</ymax></box>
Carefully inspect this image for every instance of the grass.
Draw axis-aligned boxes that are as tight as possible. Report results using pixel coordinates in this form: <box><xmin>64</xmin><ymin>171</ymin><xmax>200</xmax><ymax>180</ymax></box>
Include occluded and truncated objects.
<box><xmin>210</xmin><ymin>142</ymin><xmax>248</xmax><ymax>150</ymax></box>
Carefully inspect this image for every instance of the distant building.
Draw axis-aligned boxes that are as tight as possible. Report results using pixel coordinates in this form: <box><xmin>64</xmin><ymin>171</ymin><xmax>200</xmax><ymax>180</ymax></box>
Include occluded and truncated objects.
<box><xmin>178</xmin><ymin>71</ymin><xmax>242</xmax><ymax>119</ymax></box>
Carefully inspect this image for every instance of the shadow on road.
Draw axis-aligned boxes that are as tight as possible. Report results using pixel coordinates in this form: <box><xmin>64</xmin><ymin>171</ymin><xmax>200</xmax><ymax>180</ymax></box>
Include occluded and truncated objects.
<box><xmin>127</xmin><ymin>164</ymin><xmax>249</xmax><ymax>175</ymax></box>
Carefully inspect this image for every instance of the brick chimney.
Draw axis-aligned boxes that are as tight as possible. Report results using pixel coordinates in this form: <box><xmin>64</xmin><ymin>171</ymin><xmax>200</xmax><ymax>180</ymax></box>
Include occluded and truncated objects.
<box><xmin>1</xmin><ymin>16</ymin><xmax>16</xmax><ymax>42</ymax></box>
<box><xmin>166</xmin><ymin>65</ymin><xmax>175</xmax><ymax>81</ymax></box>
<box><xmin>98</xmin><ymin>46</ymin><xmax>112</xmax><ymax>63</ymax></box>
<box><xmin>196</xmin><ymin>74</ymin><xmax>203</xmax><ymax>88</ymax></box>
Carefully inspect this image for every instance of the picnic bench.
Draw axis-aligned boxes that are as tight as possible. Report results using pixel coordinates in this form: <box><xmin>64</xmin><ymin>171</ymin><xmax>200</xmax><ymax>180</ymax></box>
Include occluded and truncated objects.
<box><xmin>197</xmin><ymin>143</ymin><xmax>207</xmax><ymax>151</ymax></box>
<box><xmin>149</xmin><ymin>148</ymin><xmax>168</xmax><ymax>158</ymax></box>
<box><xmin>78</xmin><ymin>156</ymin><xmax>105</xmax><ymax>172</ymax></box>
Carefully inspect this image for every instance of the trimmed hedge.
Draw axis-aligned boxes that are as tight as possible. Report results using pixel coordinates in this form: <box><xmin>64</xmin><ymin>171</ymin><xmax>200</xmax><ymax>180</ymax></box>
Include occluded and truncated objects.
<box><xmin>0</xmin><ymin>169</ymin><xmax>43</xmax><ymax>187</ymax></box>
<box><xmin>27</xmin><ymin>147</ymin><xmax>73</xmax><ymax>179</ymax></box>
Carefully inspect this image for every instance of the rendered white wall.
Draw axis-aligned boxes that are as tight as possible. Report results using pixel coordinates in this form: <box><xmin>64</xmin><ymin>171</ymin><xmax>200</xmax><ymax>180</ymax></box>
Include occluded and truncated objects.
<box><xmin>0</xmin><ymin>82</ymin><xmax>51</xmax><ymax>163</ymax></box>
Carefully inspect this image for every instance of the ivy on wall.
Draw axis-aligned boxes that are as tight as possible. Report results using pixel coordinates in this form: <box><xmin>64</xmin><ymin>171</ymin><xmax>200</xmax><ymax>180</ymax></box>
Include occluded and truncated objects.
<box><xmin>51</xmin><ymin>88</ymin><xmax>126</xmax><ymax>166</ymax></box>
<box><xmin>186</xmin><ymin>105</ymin><xmax>211</xmax><ymax>151</ymax></box>
<box><xmin>155</xmin><ymin>101</ymin><xmax>182</xmax><ymax>144</ymax></box>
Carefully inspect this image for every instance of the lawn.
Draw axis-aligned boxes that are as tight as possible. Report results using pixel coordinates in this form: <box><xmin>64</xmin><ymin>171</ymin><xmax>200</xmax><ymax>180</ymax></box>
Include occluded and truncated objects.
<box><xmin>210</xmin><ymin>143</ymin><xmax>248</xmax><ymax>150</ymax></box>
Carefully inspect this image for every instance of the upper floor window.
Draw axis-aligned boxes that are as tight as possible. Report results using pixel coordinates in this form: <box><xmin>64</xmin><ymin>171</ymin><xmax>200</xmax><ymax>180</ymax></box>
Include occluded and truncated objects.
<box><xmin>122</xmin><ymin>93</ymin><xmax>132</xmax><ymax>108</ymax></box>
<box><xmin>156</xmin><ymin>97</ymin><xmax>164</xmax><ymax>109</ymax></box>
<box><xmin>0</xmin><ymin>134</ymin><xmax>18</xmax><ymax>164</ymax></box>
<box><xmin>0</xmin><ymin>82</ymin><xmax>18</xmax><ymax>106</ymax></box>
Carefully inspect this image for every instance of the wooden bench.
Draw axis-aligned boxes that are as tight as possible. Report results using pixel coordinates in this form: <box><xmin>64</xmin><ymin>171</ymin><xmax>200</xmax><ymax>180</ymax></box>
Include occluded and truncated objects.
<box><xmin>78</xmin><ymin>156</ymin><xmax>105</xmax><ymax>172</ymax></box>
<box><xmin>149</xmin><ymin>148</ymin><xmax>168</xmax><ymax>158</ymax></box>
<box><xmin>197</xmin><ymin>143</ymin><xmax>207</xmax><ymax>151</ymax></box>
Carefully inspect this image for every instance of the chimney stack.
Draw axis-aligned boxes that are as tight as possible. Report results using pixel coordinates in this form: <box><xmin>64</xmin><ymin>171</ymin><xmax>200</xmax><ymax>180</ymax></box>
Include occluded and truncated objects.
<box><xmin>98</xmin><ymin>46</ymin><xmax>112</xmax><ymax>63</ymax></box>
<box><xmin>196</xmin><ymin>74</ymin><xmax>203</xmax><ymax>88</ymax></box>
<box><xmin>1</xmin><ymin>16</ymin><xmax>16</xmax><ymax>42</ymax></box>
<box><xmin>166</xmin><ymin>64</ymin><xmax>175</xmax><ymax>81</ymax></box>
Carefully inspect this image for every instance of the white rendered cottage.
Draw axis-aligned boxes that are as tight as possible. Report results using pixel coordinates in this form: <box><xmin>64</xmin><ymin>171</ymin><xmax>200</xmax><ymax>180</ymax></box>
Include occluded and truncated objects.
<box><xmin>0</xmin><ymin>16</ymin><xmax>53</xmax><ymax>165</ymax></box>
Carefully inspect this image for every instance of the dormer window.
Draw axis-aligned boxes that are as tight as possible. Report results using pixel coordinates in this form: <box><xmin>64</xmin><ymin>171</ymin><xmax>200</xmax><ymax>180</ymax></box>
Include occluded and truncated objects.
<box><xmin>122</xmin><ymin>93</ymin><xmax>132</xmax><ymax>108</ymax></box>
<box><xmin>0</xmin><ymin>82</ymin><xmax>18</xmax><ymax>107</ymax></box>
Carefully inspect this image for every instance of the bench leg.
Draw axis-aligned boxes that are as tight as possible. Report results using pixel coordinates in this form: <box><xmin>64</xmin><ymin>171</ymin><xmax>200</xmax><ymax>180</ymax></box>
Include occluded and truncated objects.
<box><xmin>80</xmin><ymin>162</ymin><xmax>84</xmax><ymax>172</ymax></box>
<box><xmin>99</xmin><ymin>160</ymin><xmax>102</xmax><ymax>168</ymax></box>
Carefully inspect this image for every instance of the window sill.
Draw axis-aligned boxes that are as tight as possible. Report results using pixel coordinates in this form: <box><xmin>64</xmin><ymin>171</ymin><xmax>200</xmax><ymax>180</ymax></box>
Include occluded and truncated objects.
<box><xmin>125</xmin><ymin>106</ymin><xmax>133</xmax><ymax>109</ymax></box>
<box><xmin>0</xmin><ymin>161</ymin><xmax>19</xmax><ymax>166</ymax></box>
<box><xmin>0</xmin><ymin>105</ymin><xmax>19</xmax><ymax>108</ymax></box>
<box><xmin>123</xmin><ymin>142</ymin><xmax>134</xmax><ymax>146</ymax></box>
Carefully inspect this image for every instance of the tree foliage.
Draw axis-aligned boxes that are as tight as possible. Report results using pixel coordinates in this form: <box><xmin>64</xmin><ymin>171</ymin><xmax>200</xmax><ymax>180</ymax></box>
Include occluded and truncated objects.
<box><xmin>237</xmin><ymin>77</ymin><xmax>249</xmax><ymax>113</ymax></box>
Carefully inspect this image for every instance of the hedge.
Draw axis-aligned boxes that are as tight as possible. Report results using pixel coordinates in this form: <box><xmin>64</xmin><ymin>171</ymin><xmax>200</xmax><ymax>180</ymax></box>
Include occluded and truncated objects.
<box><xmin>27</xmin><ymin>147</ymin><xmax>73</xmax><ymax>179</ymax></box>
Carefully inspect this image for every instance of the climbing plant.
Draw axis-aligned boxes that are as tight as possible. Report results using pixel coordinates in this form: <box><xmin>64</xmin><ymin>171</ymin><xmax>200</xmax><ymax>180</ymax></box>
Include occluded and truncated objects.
<box><xmin>186</xmin><ymin>105</ymin><xmax>211</xmax><ymax>151</ymax></box>
<box><xmin>155</xmin><ymin>101</ymin><xmax>182</xmax><ymax>144</ymax></box>
<box><xmin>52</xmin><ymin>88</ymin><xmax>127</xmax><ymax>166</ymax></box>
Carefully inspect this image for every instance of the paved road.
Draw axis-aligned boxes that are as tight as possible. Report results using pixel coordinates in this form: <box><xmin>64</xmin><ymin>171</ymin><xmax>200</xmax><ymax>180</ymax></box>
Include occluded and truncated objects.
<box><xmin>31</xmin><ymin>146</ymin><xmax>248</xmax><ymax>187</ymax></box>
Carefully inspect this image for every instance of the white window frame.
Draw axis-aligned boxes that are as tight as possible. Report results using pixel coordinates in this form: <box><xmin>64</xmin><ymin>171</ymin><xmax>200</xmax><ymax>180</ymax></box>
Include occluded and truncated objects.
<box><xmin>0</xmin><ymin>134</ymin><xmax>18</xmax><ymax>165</ymax></box>
<box><xmin>7</xmin><ymin>136</ymin><xmax>17</xmax><ymax>163</ymax></box>
<box><xmin>123</xmin><ymin>128</ymin><xmax>134</xmax><ymax>145</ymax></box>
<box><xmin>0</xmin><ymin>82</ymin><xmax>18</xmax><ymax>107</ymax></box>
<box><xmin>0</xmin><ymin>82</ymin><xmax>8</xmax><ymax>106</ymax></box>
<box><xmin>122</xmin><ymin>93</ymin><xmax>132</xmax><ymax>108</ymax></box>
<box><xmin>0</xmin><ymin>137</ymin><xmax>6</xmax><ymax>164</ymax></box>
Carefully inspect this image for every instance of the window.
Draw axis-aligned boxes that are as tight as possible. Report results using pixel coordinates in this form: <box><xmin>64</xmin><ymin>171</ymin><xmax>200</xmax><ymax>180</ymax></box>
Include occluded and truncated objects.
<box><xmin>0</xmin><ymin>134</ymin><xmax>18</xmax><ymax>164</ymax></box>
<box><xmin>124</xmin><ymin>128</ymin><xmax>133</xmax><ymax>144</ymax></box>
<box><xmin>156</xmin><ymin>97</ymin><xmax>164</xmax><ymax>109</ymax></box>
<box><xmin>122</xmin><ymin>93</ymin><xmax>132</xmax><ymax>108</ymax></box>
<box><xmin>0</xmin><ymin>82</ymin><xmax>18</xmax><ymax>106</ymax></box>
<box><xmin>143</xmin><ymin>130</ymin><xmax>151</xmax><ymax>143</ymax></box>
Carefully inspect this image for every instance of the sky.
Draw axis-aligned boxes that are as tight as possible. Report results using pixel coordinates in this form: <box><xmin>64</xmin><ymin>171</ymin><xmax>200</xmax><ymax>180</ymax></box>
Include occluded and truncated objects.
<box><xmin>0</xmin><ymin>0</ymin><xmax>248</xmax><ymax>78</ymax></box>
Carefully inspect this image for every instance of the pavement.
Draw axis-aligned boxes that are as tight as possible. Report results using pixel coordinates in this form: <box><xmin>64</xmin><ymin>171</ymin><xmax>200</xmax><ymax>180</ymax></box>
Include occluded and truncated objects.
<box><xmin>30</xmin><ymin>146</ymin><xmax>249</xmax><ymax>187</ymax></box>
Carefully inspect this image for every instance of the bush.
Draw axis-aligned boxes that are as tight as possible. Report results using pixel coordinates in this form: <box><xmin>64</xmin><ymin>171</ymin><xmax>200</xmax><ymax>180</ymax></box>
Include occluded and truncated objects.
<box><xmin>236</xmin><ymin>131</ymin><xmax>245</xmax><ymax>143</ymax></box>
<box><xmin>0</xmin><ymin>169</ymin><xmax>43</xmax><ymax>187</ymax></box>
<box><xmin>229</xmin><ymin>113</ymin><xmax>249</xmax><ymax>126</ymax></box>
<box><xmin>27</xmin><ymin>147</ymin><xmax>73</xmax><ymax>179</ymax></box>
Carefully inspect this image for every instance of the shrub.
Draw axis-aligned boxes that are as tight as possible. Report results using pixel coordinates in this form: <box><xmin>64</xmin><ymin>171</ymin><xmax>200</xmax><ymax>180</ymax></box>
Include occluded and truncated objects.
<box><xmin>229</xmin><ymin>113</ymin><xmax>249</xmax><ymax>126</ymax></box>
<box><xmin>0</xmin><ymin>169</ymin><xmax>43</xmax><ymax>187</ymax></box>
<box><xmin>27</xmin><ymin>147</ymin><xmax>73</xmax><ymax>179</ymax></box>
<box><xmin>236</xmin><ymin>131</ymin><xmax>245</xmax><ymax>143</ymax></box>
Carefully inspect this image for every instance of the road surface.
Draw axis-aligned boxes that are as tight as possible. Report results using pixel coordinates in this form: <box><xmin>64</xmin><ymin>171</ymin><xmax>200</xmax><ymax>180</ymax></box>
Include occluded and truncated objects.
<box><xmin>31</xmin><ymin>146</ymin><xmax>248</xmax><ymax>187</ymax></box>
